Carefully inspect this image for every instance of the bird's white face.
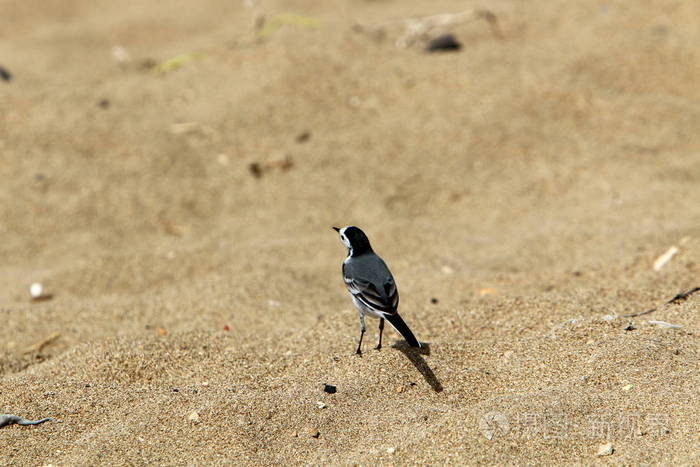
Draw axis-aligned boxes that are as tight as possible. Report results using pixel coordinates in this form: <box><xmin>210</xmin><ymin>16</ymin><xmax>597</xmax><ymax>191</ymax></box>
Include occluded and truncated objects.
<box><xmin>338</xmin><ymin>226</ymin><xmax>352</xmax><ymax>250</ymax></box>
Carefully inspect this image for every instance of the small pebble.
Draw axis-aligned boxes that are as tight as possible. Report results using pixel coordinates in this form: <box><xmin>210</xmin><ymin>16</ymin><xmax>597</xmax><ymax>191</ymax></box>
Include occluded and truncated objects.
<box><xmin>30</xmin><ymin>283</ymin><xmax>43</xmax><ymax>298</ymax></box>
<box><xmin>596</xmin><ymin>442</ymin><xmax>614</xmax><ymax>456</ymax></box>
<box><xmin>111</xmin><ymin>45</ymin><xmax>131</xmax><ymax>65</ymax></box>
<box><xmin>479</xmin><ymin>288</ymin><xmax>497</xmax><ymax>296</ymax></box>
<box><xmin>188</xmin><ymin>411</ymin><xmax>200</xmax><ymax>423</ymax></box>
<box><xmin>217</xmin><ymin>154</ymin><xmax>230</xmax><ymax>166</ymax></box>
<box><xmin>316</xmin><ymin>401</ymin><xmax>327</xmax><ymax>409</ymax></box>
<box><xmin>0</xmin><ymin>65</ymin><xmax>12</xmax><ymax>82</ymax></box>
<box><xmin>305</xmin><ymin>427</ymin><xmax>320</xmax><ymax>438</ymax></box>
<box><xmin>323</xmin><ymin>384</ymin><xmax>337</xmax><ymax>394</ymax></box>
<box><xmin>295</xmin><ymin>131</ymin><xmax>311</xmax><ymax>143</ymax></box>
<box><xmin>426</xmin><ymin>34</ymin><xmax>462</xmax><ymax>52</ymax></box>
<box><xmin>387</xmin><ymin>447</ymin><xmax>396</xmax><ymax>454</ymax></box>
<box><xmin>430</xmin><ymin>297</ymin><xmax>439</xmax><ymax>304</ymax></box>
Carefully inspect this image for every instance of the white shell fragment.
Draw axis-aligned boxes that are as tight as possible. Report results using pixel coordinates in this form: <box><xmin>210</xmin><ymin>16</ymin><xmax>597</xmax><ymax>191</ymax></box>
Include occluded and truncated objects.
<box><xmin>30</xmin><ymin>283</ymin><xmax>43</xmax><ymax>299</ymax></box>
<box><xmin>596</xmin><ymin>442</ymin><xmax>614</xmax><ymax>456</ymax></box>
<box><xmin>653</xmin><ymin>246</ymin><xmax>679</xmax><ymax>271</ymax></box>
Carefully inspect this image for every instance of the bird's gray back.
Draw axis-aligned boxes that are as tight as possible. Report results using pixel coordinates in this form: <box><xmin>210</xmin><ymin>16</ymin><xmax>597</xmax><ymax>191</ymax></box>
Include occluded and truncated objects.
<box><xmin>344</xmin><ymin>253</ymin><xmax>394</xmax><ymax>285</ymax></box>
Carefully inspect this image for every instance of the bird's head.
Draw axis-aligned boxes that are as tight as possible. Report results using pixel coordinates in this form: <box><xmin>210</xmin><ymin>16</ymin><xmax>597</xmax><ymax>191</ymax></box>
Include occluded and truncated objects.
<box><xmin>332</xmin><ymin>225</ymin><xmax>372</xmax><ymax>256</ymax></box>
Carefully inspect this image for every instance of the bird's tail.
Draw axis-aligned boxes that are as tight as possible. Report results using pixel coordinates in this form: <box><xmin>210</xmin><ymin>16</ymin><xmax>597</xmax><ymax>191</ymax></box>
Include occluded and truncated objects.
<box><xmin>385</xmin><ymin>313</ymin><xmax>421</xmax><ymax>348</ymax></box>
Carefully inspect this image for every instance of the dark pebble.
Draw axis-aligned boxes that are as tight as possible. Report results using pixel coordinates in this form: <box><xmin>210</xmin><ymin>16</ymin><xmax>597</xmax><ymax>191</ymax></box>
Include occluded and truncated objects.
<box><xmin>323</xmin><ymin>384</ymin><xmax>337</xmax><ymax>394</ymax></box>
<box><xmin>430</xmin><ymin>297</ymin><xmax>439</xmax><ymax>304</ymax></box>
<box><xmin>426</xmin><ymin>34</ymin><xmax>462</xmax><ymax>53</ymax></box>
<box><xmin>0</xmin><ymin>65</ymin><xmax>12</xmax><ymax>82</ymax></box>
<box><xmin>296</xmin><ymin>130</ymin><xmax>311</xmax><ymax>143</ymax></box>
<box><xmin>249</xmin><ymin>162</ymin><xmax>263</xmax><ymax>178</ymax></box>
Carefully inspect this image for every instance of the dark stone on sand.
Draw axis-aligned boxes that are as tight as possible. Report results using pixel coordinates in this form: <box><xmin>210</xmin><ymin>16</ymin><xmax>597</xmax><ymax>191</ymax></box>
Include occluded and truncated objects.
<box><xmin>426</xmin><ymin>34</ymin><xmax>462</xmax><ymax>53</ymax></box>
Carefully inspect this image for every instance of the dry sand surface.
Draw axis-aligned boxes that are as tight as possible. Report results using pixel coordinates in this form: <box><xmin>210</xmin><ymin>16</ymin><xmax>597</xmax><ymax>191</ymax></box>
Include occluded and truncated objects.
<box><xmin>2</xmin><ymin>0</ymin><xmax>700</xmax><ymax>464</ymax></box>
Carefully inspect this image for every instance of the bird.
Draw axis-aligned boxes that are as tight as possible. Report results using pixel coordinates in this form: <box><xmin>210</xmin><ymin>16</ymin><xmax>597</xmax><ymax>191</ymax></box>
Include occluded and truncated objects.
<box><xmin>333</xmin><ymin>226</ymin><xmax>421</xmax><ymax>354</ymax></box>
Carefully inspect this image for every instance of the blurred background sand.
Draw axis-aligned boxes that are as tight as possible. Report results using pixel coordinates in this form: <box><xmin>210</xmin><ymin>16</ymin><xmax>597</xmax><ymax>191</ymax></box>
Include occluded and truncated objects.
<box><xmin>2</xmin><ymin>0</ymin><xmax>700</xmax><ymax>464</ymax></box>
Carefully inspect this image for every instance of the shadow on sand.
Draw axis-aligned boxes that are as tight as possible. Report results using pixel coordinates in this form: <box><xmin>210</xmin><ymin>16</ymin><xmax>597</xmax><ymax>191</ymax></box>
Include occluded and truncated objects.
<box><xmin>392</xmin><ymin>342</ymin><xmax>443</xmax><ymax>393</ymax></box>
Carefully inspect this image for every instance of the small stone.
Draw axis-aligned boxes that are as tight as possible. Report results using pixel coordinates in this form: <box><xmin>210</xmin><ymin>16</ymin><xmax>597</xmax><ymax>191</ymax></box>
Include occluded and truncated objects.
<box><xmin>596</xmin><ymin>442</ymin><xmax>614</xmax><ymax>456</ymax></box>
<box><xmin>396</xmin><ymin>385</ymin><xmax>404</xmax><ymax>393</ymax></box>
<box><xmin>386</xmin><ymin>447</ymin><xmax>396</xmax><ymax>454</ymax></box>
<box><xmin>291</xmin><ymin>431</ymin><xmax>298</xmax><ymax>437</ymax></box>
<box><xmin>323</xmin><ymin>384</ymin><xmax>337</xmax><ymax>394</ymax></box>
<box><xmin>479</xmin><ymin>288</ymin><xmax>497</xmax><ymax>296</ymax></box>
<box><xmin>188</xmin><ymin>411</ymin><xmax>200</xmax><ymax>423</ymax></box>
<box><xmin>30</xmin><ymin>283</ymin><xmax>43</xmax><ymax>298</ymax></box>
<box><xmin>305</xmin><ymin>427</ymin><xmax>320</xmax><ymax>438</ymax></box>
<box><xmin>111</xmin><ymin>45</ymin><xmax>131</xmax><ymax>65</ymax></box>
<box><xmin>217</xmin><ymin>154</ymin><xmax>230</xmax><ymax>166</ymax></box>
<box><xmin>425</xmin><ymin>34</ymin><xmax>462</xmax><ymax>52</ymax></box>
<box><xmin>0</xmin><ymin>65</ymin><xmax>12</xmax><ymax>82</ymax></box>
<box><xmin>622</xmin><ymin>384</ymin><xmax>633</xmax><ymax>391</ymax></box>
<box><xmin>295</xmin><ymin>131</ymin><xmax>311</xmax><ymax>143</ymax></box>
<box><xmin>430</xmin><ymin>297</ymin><xmax>439</xmax><ymax>304</ymax></box>
<box><xmin>316</xmin><ymin>401</ymin><xmax>327</xmax><ymax>409</ymax></box>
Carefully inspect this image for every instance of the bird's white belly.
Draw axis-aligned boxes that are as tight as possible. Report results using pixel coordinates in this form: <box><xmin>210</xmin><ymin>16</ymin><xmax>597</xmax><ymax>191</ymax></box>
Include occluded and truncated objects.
<box><xmin>351</xmin><ymin>294</ymin><xmax>387</xmax><ymax>319</ymax></box>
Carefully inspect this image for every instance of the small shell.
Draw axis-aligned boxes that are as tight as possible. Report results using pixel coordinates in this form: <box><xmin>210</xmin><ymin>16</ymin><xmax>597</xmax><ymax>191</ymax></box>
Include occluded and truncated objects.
<box><xmin>30</xmin><ymin>283</ymin><xmax>43</xmax><ymax>298</ymax></box>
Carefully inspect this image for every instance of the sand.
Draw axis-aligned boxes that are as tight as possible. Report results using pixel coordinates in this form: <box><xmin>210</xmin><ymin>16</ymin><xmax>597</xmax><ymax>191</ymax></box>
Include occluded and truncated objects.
<box><xmin>2</xmin><ymin>0</ymin><xmax>700</xmax><ymax>464</ymax></box>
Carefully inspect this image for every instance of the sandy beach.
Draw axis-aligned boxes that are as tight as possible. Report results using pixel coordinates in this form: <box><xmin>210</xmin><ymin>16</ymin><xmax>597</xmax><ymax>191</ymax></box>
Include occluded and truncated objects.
<box><xmin>2</xmin><ymin>0</ymin><xmax>700</xmax><ymax>464</ymax></box>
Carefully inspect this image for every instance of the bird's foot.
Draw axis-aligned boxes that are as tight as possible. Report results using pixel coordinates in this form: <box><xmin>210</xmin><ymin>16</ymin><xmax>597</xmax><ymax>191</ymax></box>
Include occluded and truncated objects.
<box><xmin>375</xmin><ymin>344</ymin><xmax>382</xmax><ymax>351</ymax></box>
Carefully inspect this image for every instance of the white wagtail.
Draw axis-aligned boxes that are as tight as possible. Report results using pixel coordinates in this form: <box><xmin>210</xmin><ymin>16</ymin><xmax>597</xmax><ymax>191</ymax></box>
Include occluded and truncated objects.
<box><xmin>333</xmin><ymin>226</ymin><xmax>421</xmax><ymax>354</ymax></box>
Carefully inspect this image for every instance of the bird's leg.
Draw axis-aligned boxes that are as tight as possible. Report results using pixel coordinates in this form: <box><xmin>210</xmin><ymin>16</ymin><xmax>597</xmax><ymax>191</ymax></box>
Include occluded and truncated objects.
<box><xmin>356</xmin><ymin>312</ymin><xmax>366</xmax><ymax>355</ymax></box>
<box><xmin>376</xmin><ymin>318</ymin><xmax>385</xmax><ymax>350</ymax></box>
<box><xmin>356</xmin><ymin>329</ymin><xmax>365</xmax><ymax>355</ymax></box>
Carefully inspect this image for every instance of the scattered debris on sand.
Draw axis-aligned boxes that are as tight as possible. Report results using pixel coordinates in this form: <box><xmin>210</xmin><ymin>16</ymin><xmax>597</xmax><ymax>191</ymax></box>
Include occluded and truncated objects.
<box><xmin>353</xmin><ymin>9</ymin><xmax>502</xmax><ymax>49</ymax></box>
<box><xmin>0</xmin><ymin>414</ymin><xmax>53</xmax><ymax>429</ymax></box>
<box><xmin>249</xmin><ymin>156</ymin><xmax>294</xmax><ymax>179</ymax></box>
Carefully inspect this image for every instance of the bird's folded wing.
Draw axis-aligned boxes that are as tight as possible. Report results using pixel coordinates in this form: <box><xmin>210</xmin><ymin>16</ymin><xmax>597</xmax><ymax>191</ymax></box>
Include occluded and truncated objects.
<box><xmin>344</xmin><ymin>275</ymin><xmax>398</xmax><ymax>313</ymax></box>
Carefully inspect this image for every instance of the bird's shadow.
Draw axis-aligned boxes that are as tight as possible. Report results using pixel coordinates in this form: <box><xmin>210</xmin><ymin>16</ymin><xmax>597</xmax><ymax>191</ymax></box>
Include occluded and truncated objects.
<box><xmin>392</xmin><ymin>342</ymin><xmax>443</xmax><ymax>393</ymax></box>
